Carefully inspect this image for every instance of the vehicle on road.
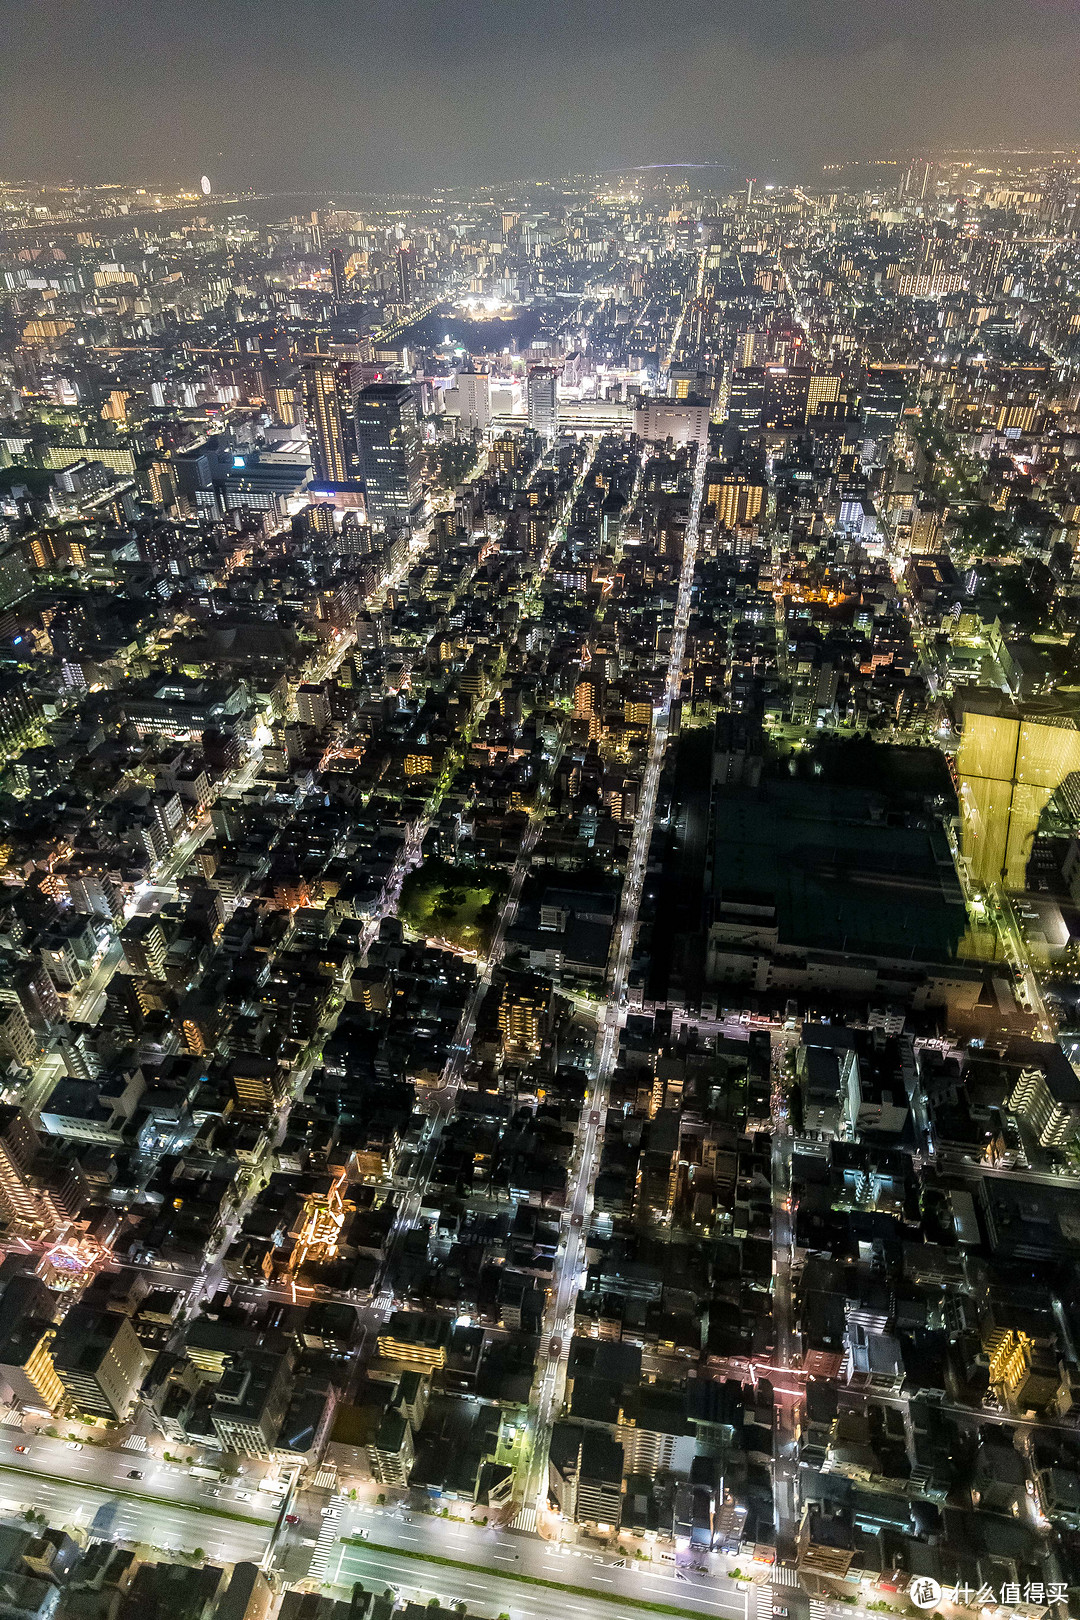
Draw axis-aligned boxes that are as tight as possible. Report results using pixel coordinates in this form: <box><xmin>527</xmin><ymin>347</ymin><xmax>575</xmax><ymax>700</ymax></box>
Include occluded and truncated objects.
<box><xmin>13</xmin><ymin>1446</ymin><xmax>27</xmax><ymax>1454</ymax></box>
<box><xmin>285</xmin><ymin>1514</ymin><xmax>300</xmax><ymax>1525</ymax></box>
<box><xmin>65</xmin><ymin>1442</ymin><xmax>83</xmax><ymax>1451</ymax></box>
<box><xmin>549</xmin><ymin>1336</ymin><xmax>562</xmax><ymax>1358</ymax></box>
<box><xmin>126</xmin><ymin>1469</ymin><xmax>143</xmax><ymax>1479</ymax></box>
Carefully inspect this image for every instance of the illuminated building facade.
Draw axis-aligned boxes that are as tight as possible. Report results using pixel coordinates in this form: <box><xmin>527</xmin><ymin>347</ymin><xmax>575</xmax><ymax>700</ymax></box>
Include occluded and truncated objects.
<box><xmin>527</xmin><ymin>365</ymin><xmax>559</xmax><ymax>441</ymax></box>
<box><xmin>956</xmin><ymin>703</ymin><xmax>1080</xmax><ymax>890</ymax></box>
<box><xmin>498</xmin><ymin>977</ymin><xmax>551</xmax><ymax>1056</ymax></box>
<box><xmin>0</xmin><ymin>1321</ymin><xmax>65</xmax><ymax>1413</ymax></box>
<box><xmin>355</xmin><ymin>383</ymin><xmax>424</xmax><ymax>525</ymax></box>
<box><xmin>51</xmin><ymin>1307</ymin><xmax>149</xmax><ymax>1423</ymax></box>
<box><xmin>300</xmin><ymin>358</ymin><xmax>360</xmax><ymax>487</ymax></box>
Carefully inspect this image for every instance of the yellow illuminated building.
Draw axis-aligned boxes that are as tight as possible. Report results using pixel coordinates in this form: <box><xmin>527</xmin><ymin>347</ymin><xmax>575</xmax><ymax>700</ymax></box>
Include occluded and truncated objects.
<box><xmin>376</xmin><ymin>1313</ymin><xmax>449</xmax><ymax>1370</ymax></box>
<box><xmin>498</xmin><ymin>978</ymin><xmax>551</xmax><ymax>1056</ymax></box>
<box><xmin>956</xmin><ymin>704</ymin><xmax>1080</xmax><ymax>889</ymax></box>
<box><xmin>707</xmin><ymin>474</ymin><xmax>764</xmax><ymax>530</ymax></box>
<box><xmin>289</xmin><ymin>1171</ymin><xmax>347</xmax><ymax>1274</ymax></box>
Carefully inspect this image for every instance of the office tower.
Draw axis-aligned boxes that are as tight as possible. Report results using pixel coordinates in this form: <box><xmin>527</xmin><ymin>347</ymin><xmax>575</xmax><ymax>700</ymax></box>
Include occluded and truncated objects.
<box><xmin>737</xmin><ymin>329</ymin><xmax>765</xmax><ymax>369</ymax></box>
<box><xmin>396</xmin><ymin>246</ymin><xmax>412</xmax><ymax>306</ymax></box>
<box><xmin>454</xmin><ymin>363</ymin><xmax>491</xmax><ymax>432</ymax></box>
<box><xmin>300</xmin><ymin>357</ymin><xmax>360</xmax><ymax>488</ymax></box>
<box><xmin>861</xmin><ymin>366</ymin><xmax>909</xmax><ymax>448</ymax></box>
<box><xmin>51</xmin><ymin>1306</ymin><xmax>150</xmax><ymax>1422</ymax></box>
<box><xmin>262</xmin><ymin>362</ymin><xmax>299</xmax><ymax>428</ymax></box>
<box><xmin>329</xmin><ymin>247</ymin><xmax>347</xmax><ymax>304</ymax></box>
<box><xmin>669</xmin><ymin>366</ymin><xmax>708</xmax><ymax>401</ymax></box>
<box><xmin>806</xmin><ymin>372</ymin><xmax>842</xmax><ymax>419</ymax></box>
<box><xmin>527</xmin><ymin>365</ymin><xmax>559</xmax><ymax>441</ymax></box>
<box><xmin>761</xmin><ymin>365</ymin><xmax>812</xmax><ymax>429</ymax></box>
<box><xmin>354</xmin><ymin>383</ymin><xmax>424</xmax><ymax>525</ymax></box>
<box><xmin>728</xmin><ymin>366</ymin><xmax>765</xmax><ymax>433</ymax></box>
<box><xmin>746</xmin><ymin>178</ymin><xmax>756</xmax><ymax>206</ymax></box>
<box><xmin>209</xmin><ymin>1349</ymin><xmax>294</xmax><ymax>1457</ymax></box>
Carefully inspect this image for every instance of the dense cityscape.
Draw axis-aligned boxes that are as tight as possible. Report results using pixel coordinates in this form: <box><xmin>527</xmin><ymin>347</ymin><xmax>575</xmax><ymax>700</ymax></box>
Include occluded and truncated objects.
<box><xmin>0</xmin><ymin>146</ymin><xmax>1077</xmax><ymax>1620</ymax></box>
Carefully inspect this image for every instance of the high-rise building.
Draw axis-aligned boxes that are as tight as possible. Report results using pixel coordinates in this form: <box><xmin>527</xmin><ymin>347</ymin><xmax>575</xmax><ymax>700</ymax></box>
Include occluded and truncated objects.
<box><xmin>806</xmin><ymin>372</ymin><xmax>842</xmax><ymax>419</ymax></box>
<box><xmin>573</xmin><ymin>674</ymin><xmax>605</xmax><ymax>739</ymax></box>
<box><xmin>498</xmin><ymin>976</ymin><xmax>551</xmax><ymax>1056</ymax></box>
<box><xmin>0</xmin><ymin>1108</ymin><xmax>65</xmax><ymax>1240</ymax></box>
<box><xmin>453</xmin><ymin>364</ymin><xmax>491</xmax><ymax>433</ymax></box>
<box><xmin>709</xmin><ymin>471</ymin><xmax>765</xmax><ymax>529</ymax></box>
<box><xmin>354</xmin><ymin>383</ymin><xmax>424</xmax><ymax>525</ymax></box>
<box><xmin>728</xmin><ymin>366</ymin><xmax>765</xmax><ymax>434</ymax></box>
<box><xmin>120</xmin><ymin>915</ymin><xmax>169</xmax><ymax>981</ymax></box>
<box><xmin>0</xmin><ymin>1004</ymin><xmax>40</xmax><ymax>1071</ymax></box>
<box><xmin>861</xmin><ymin>366</ymin><xmax>910</xmax><ymax>449</ymax></box>
<box><xmin>527</xmin><ymin>365</ymin><xmax>559</xmax><ymax>441</ymax></box>
<box><xmin>370</xmin><ymin>1406</ymin><xmax>415</xmax><ymax>1487</ymax></box>
<box><xmin>761</xmin><ymin>365</ymin><xmax>812</xmax><ymax>429</ymax></box>
<box><xmin>51</xmin><ymin>1307</ymin><xmax>149</xmax><ymax>1422</ymax></box>
<box><xmin>329</xmin><ymin>247</ymin><xmax>347</xmax><ymax>304</ymax></box>
<box><xmin>300</xmin><ymin>357</ymin><xmax>360</xmax><ymax>488</ymax></box>
<box><xmin>210</xmin><ymin>1349</ymin><xmax>294</xmax><ymax>1457</ymax></box>
<box><xmin>396</xmin><ymin>246</ymin><xmax>412</xmax><ymax>306</ymax></box>
<box><xmin>0</xmin><ymin>1319</ymin><xmax>65</xmax><ymax>1413</ymax></box>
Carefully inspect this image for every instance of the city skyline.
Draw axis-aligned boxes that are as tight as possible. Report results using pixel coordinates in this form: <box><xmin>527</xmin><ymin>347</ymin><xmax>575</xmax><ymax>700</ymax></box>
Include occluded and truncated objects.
<box><xmin>2</xmin><ymin>0</ymin><xmax>1080</xmax><ymax>191</ymax></box>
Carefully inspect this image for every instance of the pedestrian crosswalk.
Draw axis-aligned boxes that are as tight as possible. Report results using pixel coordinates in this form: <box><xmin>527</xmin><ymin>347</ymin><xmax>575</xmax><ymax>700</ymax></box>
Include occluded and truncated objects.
<box><xmin>756</xmin><ymin>1585</ymin><xmax>774</xmax><ymax>1620</ymax></box>
<box><xmin>773</xmin><ymin>1564</ymin><xmax>799</xmax><ymax>1587</ymax></box>
<box><xmin>809</xmin><ymin>1598</ymin><xmax>830</xmax><ymax>1620</ymax></box>
<box><xmin>513</xmin><ymin>1503</ymin><xmax>537</xmax><ymax>1532</ymax></box>
<box><xmin>307</xmin><ymin>1501</ymin><xmax>342</xmax><ymax>1583</ymax></box>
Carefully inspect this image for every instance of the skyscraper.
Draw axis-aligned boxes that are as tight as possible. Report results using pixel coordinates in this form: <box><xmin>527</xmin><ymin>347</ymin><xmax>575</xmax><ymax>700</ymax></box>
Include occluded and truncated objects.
<box><xmin>861</xmin><ymin>365</ymin><xmax>910</xmax><ymax>450</ymax></box>
<box><xmin>355</xmin><ymin>383</ymin><xmax>424</xmax><ymax>525</ymax></box>
<box><xmin>527</xmin><ymin>365</ymin><xmax>559</xmax><ymax>441</ymax></box>
<box><xmin>300</xmin><ymin>357</ymin><xmax>360</xmax><ymax>488</ymax></box>
<box><xmin>329</xmin><ymin>247</ymin><xmax>347</xmax><ymax>304</ymax></box>
<box><xmin>453</xmin><ymin>363</ymin><xmax>491</xmax><ymax>433</ymax></box>
<box><xmin>396</xmin><ymin>246</ymin><xmax>412</xmax><ymax>306</ymax></box>
<box><xmin>728</xmin><ymin>366</ymin><xmax>765</xmax><ymax>434</ymax></box>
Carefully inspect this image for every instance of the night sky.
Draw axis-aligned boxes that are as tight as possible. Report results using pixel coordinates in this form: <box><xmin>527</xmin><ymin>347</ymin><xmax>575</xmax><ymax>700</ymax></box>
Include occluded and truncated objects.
<box><xmin>3</xmin><ymin>0</ymin><xmax>1080</xmax><ymax>191</ymax></box>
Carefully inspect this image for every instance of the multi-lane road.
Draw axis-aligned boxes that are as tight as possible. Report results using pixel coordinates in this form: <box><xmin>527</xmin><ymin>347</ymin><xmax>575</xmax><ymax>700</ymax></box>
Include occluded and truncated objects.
<box><xmin>308</xmin><ymin>1508</ymin><xmax>751</xmax><ymax>1620</ymax></box>
<box><xmin>0</xmin><ymin>1430</ymin><xmax>276</xmax><ymax>1564</ymax></box>
<box><xmin>290</xmin><ymin>1498</ymin><xmax>881</xmax><ymax>1620</ymax></box>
